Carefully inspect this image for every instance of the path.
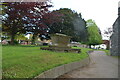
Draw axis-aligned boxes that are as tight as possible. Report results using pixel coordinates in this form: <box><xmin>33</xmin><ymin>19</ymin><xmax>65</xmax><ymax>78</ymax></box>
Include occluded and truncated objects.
<box><xmin>58</xmin><ymin>51</ymin><xmax>119</xmax><ymax>78</ymax></box>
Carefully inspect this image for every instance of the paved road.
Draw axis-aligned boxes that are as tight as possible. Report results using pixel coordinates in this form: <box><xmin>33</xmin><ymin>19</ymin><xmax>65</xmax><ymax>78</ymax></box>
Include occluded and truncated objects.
<box><xmin>58</xmin><ymin>51</ymin><xmax>119</xmax><ymax>78</ymax></box>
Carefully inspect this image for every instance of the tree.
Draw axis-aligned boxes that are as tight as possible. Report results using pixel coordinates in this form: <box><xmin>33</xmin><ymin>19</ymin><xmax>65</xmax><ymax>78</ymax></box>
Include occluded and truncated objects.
<box><xmin>22</xmin><ymin>2</ymin><xmax>52</xmax><ymax>44</ymax></box>
<box><xmin>15</xmin><ymin>34</ymin><xmax>28</xmax><ymax>41</ymax></box>
<box><xmin>55</xmin><ymin>8</ymin><xmax>75</xmax><ymax>37</ymax></box>
<box><xmin>2</xmin><ymin>2</ymin><xmax>52</xmax><ymax>45</ymax></box>
<box><xmin>103</xmin><ymin>27</ymin><xmax>113</xmax><ymax>50</ymax></box>
<box><xmin>103</xmin><ymin>27</ymin><xmax>113</xmax><ymax>40</ymax></box>
<box><xmin>41</xmin><ymin>11</ymin><xmax>63</xmax><ymax>34</ymax></box>
<box><xmin>87</xmin><ymin>19</ymin><xmax>102</xmax><ymax>47</ymax></box>
<box><xmin>72</xmin><ymin>13</ymin><xmax>87</xmax><ymax>42</ymax></box>
<box><xmin>37</xmin><ymin>11</ymin><xmax>63</xmax><ymax>41</ymax></box>
<box><xmin>46</xmin><ymin>8</ymin><xmax>88</xmax><ymax>43</ymax></box>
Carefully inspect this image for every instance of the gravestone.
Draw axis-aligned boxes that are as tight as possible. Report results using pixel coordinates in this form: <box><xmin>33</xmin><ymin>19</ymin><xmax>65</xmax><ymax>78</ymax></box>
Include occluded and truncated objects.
<box><xmin>41</xmin><ymin>33</ymin><xmax>81</xmax><ymax>53</ymax></box>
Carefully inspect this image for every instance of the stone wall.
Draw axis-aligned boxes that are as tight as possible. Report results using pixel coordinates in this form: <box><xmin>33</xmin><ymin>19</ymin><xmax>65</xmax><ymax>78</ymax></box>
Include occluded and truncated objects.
<box><xmin>110</xmin><ymin>2</ymin><xmax>120</xmax><ymax>56</ymax></box>
<box><xmin>34</xmin><ymin>57</ymin><xmax>90</xmax><ymax>78</ymax></box>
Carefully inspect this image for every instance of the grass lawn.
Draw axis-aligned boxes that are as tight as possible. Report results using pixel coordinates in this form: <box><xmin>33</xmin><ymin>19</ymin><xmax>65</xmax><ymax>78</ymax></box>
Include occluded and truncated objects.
<box><xmin>2</xmin><ymin>45</ymin><xmax>92</xmax><ymax>78</ymax></box>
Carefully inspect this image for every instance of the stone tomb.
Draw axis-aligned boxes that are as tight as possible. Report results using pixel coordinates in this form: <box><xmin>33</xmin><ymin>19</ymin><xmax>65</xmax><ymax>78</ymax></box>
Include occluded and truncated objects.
<box><xmin>41</xmin><ymin>33</ymin><xmax>81</xmax><ymax>53</ymax></box>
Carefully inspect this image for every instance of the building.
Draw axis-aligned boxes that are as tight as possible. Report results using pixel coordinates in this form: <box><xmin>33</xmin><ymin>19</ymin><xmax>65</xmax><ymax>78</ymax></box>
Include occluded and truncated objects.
<box><xmin>110</xmin><ymin>2</ymin><xmax>120</xmax><ymax>56</ymax></box>
<box><xmin>102</xmin><ymin>40</ymin><xmax>110</xmax><ymax>49</ymax></box>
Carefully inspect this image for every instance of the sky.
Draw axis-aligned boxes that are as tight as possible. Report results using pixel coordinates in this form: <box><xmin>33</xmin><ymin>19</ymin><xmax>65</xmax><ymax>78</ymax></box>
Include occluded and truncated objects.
<box><xmin>49</xmin><ymin>0</ymin><xmax>120</xmax><ymax>40</ymax></box>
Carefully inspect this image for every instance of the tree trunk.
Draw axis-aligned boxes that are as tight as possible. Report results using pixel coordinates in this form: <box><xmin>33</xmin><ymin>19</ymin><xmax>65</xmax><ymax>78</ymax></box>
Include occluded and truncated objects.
<box><xmin>106</xmin><ymin>44</ymin><xmax>110</xmax><ymax>50</ymax></box>
<box><xmin>89</xmin><ymin>44</ymin><xmax>91</xmax><ymax>48</ymax></box>
<box><xmin>10</xmin><ymin>24</ymin><xmax>16</xmax><ymax>45</ymax></box>
<box><xmin>26</xmin><ymin>41</ymin><xmax>29</xmax><ymax>45</ymax></box>
<box><xmin>10</xmin><ymin>34</ymin><xmax>15</xmax><ymax>45</ymax></box>
<box><xmin>31</xmin><ymin>34</ymin><xmax>37</xmax><ymax>45</ymax></box>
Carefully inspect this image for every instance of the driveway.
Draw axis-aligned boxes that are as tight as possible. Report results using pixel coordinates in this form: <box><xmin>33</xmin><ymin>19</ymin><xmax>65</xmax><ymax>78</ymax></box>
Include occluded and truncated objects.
<box><xmin>58</xmin><ymin>51</ymin><xmax>119</xmax><ymax>78</ymax></box>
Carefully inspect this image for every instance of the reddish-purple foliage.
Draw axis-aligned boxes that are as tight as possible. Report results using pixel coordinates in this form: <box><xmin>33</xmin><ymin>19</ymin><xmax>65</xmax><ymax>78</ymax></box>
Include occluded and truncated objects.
<box><xmin>41</xmin><ymin>11</ymin><xmax>64</xmax><ymax>29</ymax></box>
<box><xmin>2</xmin><ymin>2</ymin><xmax>52</xmax><ymax>34</ymax></box>
<box><xmin>2</xmin><ymin>2</ymin><xmax>52</xmax><ymax>44</ymax></box>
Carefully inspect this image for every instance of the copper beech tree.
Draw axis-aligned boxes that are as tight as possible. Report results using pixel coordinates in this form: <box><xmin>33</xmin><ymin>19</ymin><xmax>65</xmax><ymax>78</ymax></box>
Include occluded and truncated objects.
<box><xmin>24</xmin><ymin>9</ymin><xmax>63</xmax><ymax>44</ymax></box>
<box><xmin>41</xmin><ymin>11</ymin><xmax>63</xmax><ymax>33</ymax></box>
<box><xmin>2</xmin><ymin>2</ymin><xmax>52</xmax><ymax>45</ymax></box>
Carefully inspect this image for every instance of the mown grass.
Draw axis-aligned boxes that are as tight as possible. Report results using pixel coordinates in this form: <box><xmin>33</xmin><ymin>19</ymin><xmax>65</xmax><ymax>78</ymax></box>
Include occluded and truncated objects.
<box><xmin>2</xmin><ymin>45</ymin><xmax>91</xmax><ymax>78</ymax></box>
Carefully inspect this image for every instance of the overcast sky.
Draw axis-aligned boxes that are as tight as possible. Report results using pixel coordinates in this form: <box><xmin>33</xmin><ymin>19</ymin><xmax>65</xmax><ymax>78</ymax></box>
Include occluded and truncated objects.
<box><xmin>49</xmin><ymin>0</ymin><xmax>119</xmax><ymax>39</ymax></box>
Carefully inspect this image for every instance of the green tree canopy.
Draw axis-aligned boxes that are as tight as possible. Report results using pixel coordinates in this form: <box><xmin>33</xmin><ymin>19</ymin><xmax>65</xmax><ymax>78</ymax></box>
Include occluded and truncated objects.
<box><xmin>15</xmin><ymin>34</ymin><xmax>28</xmax><ymax>41</ymax></box>
<box><xmin>48</xmin><ymin>8</ymin><xmax>88</xmax><ymax>42</ymax></box>
<box><xmin>87</xmin><ymin>19</ymin><xmax>102</xmax><ymax>45</ymax></box>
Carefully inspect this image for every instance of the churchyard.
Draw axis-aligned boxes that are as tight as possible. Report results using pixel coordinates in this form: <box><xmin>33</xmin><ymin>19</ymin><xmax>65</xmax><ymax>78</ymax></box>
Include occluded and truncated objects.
<box><xmin>2</xmin><ymin>45</ymin><xmax>93</xmax><ymax>78</ymax></box>
<box><xmin>1</xmin><ymin>1</ymin><xmax>119</xmax><ymax>79</ymax></box>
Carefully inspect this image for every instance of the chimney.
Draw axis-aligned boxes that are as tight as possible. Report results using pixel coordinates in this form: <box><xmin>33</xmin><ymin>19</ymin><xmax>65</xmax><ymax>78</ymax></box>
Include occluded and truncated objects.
<box><xmin>118</xmin><ymin>1</ymin><xmax>120</xmax><ymax>16</ymax></box>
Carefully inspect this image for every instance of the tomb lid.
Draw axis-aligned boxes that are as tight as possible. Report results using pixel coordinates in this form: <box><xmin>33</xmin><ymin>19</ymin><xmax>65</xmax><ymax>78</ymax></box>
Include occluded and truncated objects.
<box><xmin>51</xmin><ymin>33</ymin><xmax>71</xmax><ymax>37</ymax></box>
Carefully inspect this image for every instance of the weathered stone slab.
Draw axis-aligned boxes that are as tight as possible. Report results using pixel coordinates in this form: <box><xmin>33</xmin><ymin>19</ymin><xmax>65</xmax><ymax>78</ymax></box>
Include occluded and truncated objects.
<box><xmin>55</xmin><ymin>65</ymin><xmax>65</xmax><ymax>76</ymax></box>
<box><xmin>41</xmin><ymin>33</ymin><xmax>81</xmax><ymax>53</ymax></box>
<box><xmin>77</xmin><ymin>58</ymin><xmax>89</xmax><ymax>68</ymax></box>
<box><xmin>52</xmin><ymin>67</ymin><xmax>59</xmax><ymax>78</ymax></box>
<box><xmin>51</xmin><ymin>33</ymin><xmax>71</xmax><ymax>48</ymax></box>
<box><xmin>71</xmin><ymin>61</ymin><xmax>80</xmax><ymax>70</ymax></box>
<box><xmin>41</xmin><ymin>47</ymin><xmax>81</xmax><ymax>53</ymax></box>
<box><xmin>64</xmin><ymin>63</ymin><xmax>72</xmax><ymax>73</ymax></box>
<box><xmin>44</xmin><ymin>69</ymin><xmax>55</xmax><ymax>78</ymax></box>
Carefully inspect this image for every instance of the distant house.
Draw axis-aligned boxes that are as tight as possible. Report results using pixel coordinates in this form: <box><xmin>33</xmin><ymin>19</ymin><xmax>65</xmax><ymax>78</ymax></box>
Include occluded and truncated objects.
<box><xmin>102</xmin><ymin>40</ymin><xmax>110</xmax><ymax>49</ymax></box>
<box><xmin>110</xmin><ymin>2</ymin><xmax>120</xmax><ymax>56</ymax></box>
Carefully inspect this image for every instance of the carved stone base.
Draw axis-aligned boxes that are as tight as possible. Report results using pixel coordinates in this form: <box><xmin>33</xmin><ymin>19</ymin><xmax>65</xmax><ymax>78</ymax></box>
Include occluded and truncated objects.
<box><xmin>40</xmin><ymin>46</ymin><xmax>81</xmax><ymax>53</ymax></box>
